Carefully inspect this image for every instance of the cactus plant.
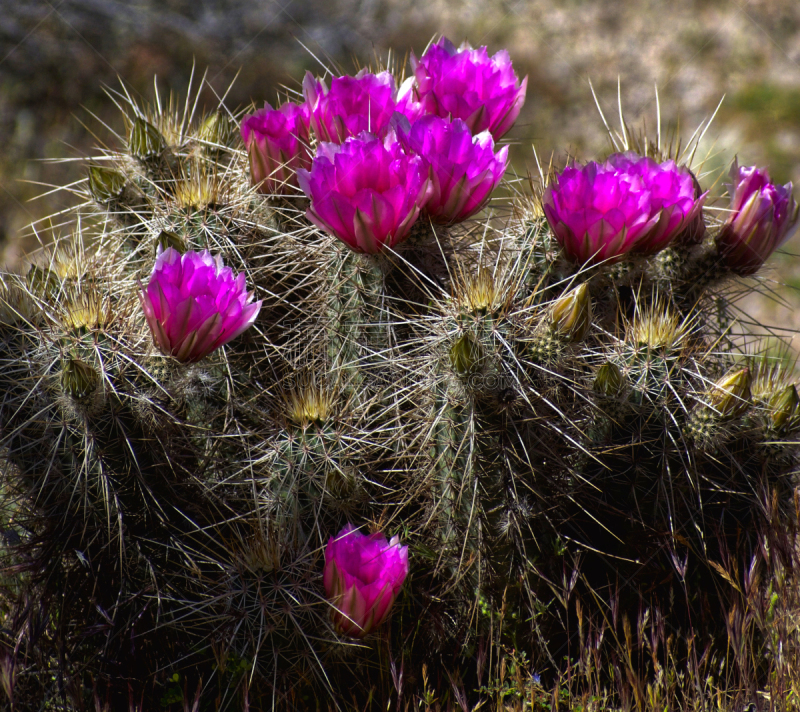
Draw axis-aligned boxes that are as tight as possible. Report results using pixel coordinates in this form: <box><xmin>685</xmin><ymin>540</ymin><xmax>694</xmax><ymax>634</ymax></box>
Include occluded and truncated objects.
<box><xmin>0</xmin><ymin>37</ymin><xmax>799</xmax><ymax>710</ymax></box>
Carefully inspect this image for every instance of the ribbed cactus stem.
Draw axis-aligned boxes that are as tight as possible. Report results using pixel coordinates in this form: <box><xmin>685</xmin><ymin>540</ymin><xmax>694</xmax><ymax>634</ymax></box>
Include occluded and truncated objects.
<box><xmin>432</xmin><ymin>377</ymin><xmax>483</xmax><ymax>591</ymax></box>
<box><xmin>431</xmin><ymin>368</ymin><xmax>513</xmax><ymax>616</ymax></box>
<box><xmin>653</xmin><ymin>243</ymin><xmax>732</xmax><ymax>319</ymax></box>
<box><xmin>516</xmin><ymin>216</ymin><xmax>562</xmax><ymax>300</ymax></box>
<box><xmin>588</xmin><ymin>361</ymin><xmax>628</xmax><ymax>443</ymax></box>
<box><xmin>327</xmin><ymin>249</ymin><xmax>389</xmax><ymax>401</ymax></box>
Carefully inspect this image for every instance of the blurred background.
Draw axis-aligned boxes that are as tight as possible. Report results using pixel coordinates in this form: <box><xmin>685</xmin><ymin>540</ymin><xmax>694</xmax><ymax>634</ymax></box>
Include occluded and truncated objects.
<box><xmin>1</xmin><ymin>0</ymin><xmax>799</xmax><ymax>342</ymax></box>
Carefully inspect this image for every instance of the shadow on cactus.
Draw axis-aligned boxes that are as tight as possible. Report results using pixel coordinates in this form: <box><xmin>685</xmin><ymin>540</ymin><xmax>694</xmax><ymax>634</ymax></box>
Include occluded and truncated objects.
<box><xmin>0</xmin><ymin>35</ymin><xmax>799</xmax><ymax>711</ymax></box>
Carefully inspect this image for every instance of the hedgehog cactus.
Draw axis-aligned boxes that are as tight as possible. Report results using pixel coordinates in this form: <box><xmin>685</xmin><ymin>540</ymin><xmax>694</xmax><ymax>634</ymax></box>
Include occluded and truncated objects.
<box><xmin>0</xmin><ymin>37</ymin><xmax>799</xmax><ymax>710</ymax></box>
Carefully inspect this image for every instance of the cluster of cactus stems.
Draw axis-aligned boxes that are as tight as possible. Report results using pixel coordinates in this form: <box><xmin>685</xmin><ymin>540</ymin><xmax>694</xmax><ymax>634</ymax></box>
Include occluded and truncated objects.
<box><xmin>0</xmin><ymin>39</ymin><xmax>799</xmax><ymax>709</ymax></box>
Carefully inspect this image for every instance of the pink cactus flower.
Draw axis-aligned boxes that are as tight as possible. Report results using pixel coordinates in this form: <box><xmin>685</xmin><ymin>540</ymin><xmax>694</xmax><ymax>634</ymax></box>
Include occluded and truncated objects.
<box><xmin>398</xmin><ymin>36</ymin><xmax>527</xmax><ymax>140</ymax></box>
<box><xmin>303</xmin><ymin>69</ymin><xmax>398</xmax><ymax>144</ymax></box>
<box><xmin>395</xmin><ymin>115</ymin><xmax>508</xmax><ymax>224</ymax></box>
<box><xmin>543</xmin><ymin>160</ymin><xmax>660</xmax><ymax>265</ymax></box>
<box><xmin>605</xmin><ymin>152</ymin><xmax>707</xmax><ymax>253</ymax></box>
<box><xmin>297</xmin><ymin>130</ymin><xmax>432</xmax><ymax>253</ymax></box>
<box><xmin>324</xmin><ymin>524</ymin><xmax>409</xmax><ymax>638</ymax></box>
<box><xmin>240</xmin><ymin>101</ymin><xmax>311</xmax><ymax>194</ymax></box>
<box><xmin>716</xmin><ymin>161</ymin><xmax>799</xmax><ymax>276</ymax></box>
<box><xmin>139</xmin><ymin>247</ymin><xmax>261</xmax><ymax>363</ymax></box>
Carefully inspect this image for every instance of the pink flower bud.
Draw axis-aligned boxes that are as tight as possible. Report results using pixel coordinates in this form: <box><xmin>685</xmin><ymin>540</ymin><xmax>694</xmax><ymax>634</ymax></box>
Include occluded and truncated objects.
<box><xmin>303</xmin><ymin>69</ymin><xmax>398</xmax><ymax>144</ymax></box>
<box><xmin>399</xmin><ymin>37</ymin><xmax>527</xmax><ymax>140</ymax></box>
<box><xmin>395</xmin><ymin>115</ymin><xmax>508</xmax><ymax>224</ymax></box>
<box><xmin>323</xmin><ymin>524</ymin><xmax>409</xmax><ymax>638</ymax></box>
<box><xmin>241</xmin><ymin>101</ymin><xmax>311</xmax><ymax>194</ymax></box>
<box><xmin>716</xmin><ymin>161</ymin><xmax>799</xmax><ymax>275</ymax></box>
<box><xmin>138</xmin><ymin>248</ymin><xmax>261</xmax><ymax>363</ymax></box>
<box><xmin>297</xmin><ymin>130</ymin><xmax>432</xmax><ymax>253</ymax></box>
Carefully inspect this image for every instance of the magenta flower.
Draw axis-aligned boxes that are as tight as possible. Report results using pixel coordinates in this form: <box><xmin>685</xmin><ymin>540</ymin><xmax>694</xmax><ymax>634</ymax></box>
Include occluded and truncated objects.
<box><xmin>605</xmin><ymin>152</ymin><xmax>707</xmax><ymax>253</ymax></box>
<box><xmin>297</xmin><ymin>130</ymin><xmax>432</xmax><ymax>253</ymax></box>
<box><xmin>716</xmin><ymin>161</ymin><xmax>799</xmax><ymax>275</ymax></box>
<box><xmin>399</xmin><ymin>37</ymin><xmax>527</xmax><ymax>140</ymax></box>
<box><xmin>139</xmin><ymin>247</ymin><xmax>261</xmax><ymax>363</ymax></box>
<box><xmin>324</xmin><ymin>524</ymin><xmax>409</xmax><ymax>638</ymax></box>
<box><xmin>543</xmin><ymin>160</ymin><xmax>660</xmax><ymax>265</ymax></box>
<box><xmin>240</xmin><ymin>101</ymin><xmax>311</xmax><ymax>194</ymax></box>
<box><xmin>395</xmin><ymin>115</ymin><xmax>508</xmax><ymax>224</ymax></box>
<box><xmin>303</xmin><ymin>69</ymin><xmax>398</xmax><ymax>144</ymax></box>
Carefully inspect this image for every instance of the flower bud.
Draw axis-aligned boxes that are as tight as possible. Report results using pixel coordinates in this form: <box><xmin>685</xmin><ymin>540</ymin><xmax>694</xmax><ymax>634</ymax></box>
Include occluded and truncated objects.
<box><xmin>769</xmin><ymin>384</ymin><xmax>799</xmax><ymax>433</ymax></box>
<box><xmin>26</xmin><ymin>265</ymin><xmax>59</xmax><ymax>295</ymax></box>
<box><xmin>449</xmin><ymin>333</ymin><xmax>484</xmax><ymax>378</ymax></box>
<box><xmin>716</xmin><ymin>161</ymin><xmax>799</xmax><ymax>276</ymax></box>
<box><xmin>550</xmin><ymin>283</ymin><xmax>591</xmax><ymax>342</ymax></box>
<box><xmin>154</xmin><ymin>230</ymin><xmax>185</xmax><ymax>255</ymax></box>
<box><xmin>61</xmin><ymin>358</ymin><xmax>99</xmax><ymax>399</ymax></box>
<box><xmin>198</xmin><ymin>111</ymin><xmax>238</xmax><ymax>148</ymax></box>
<box><xmin>708</xmin><ymin>367</ymin><xmax>752</xmax><ymax>419</ymax></box>
<box><xmin>323</xmin><ymin>524</ymin><xmax>409</xmax><ymax>638</ymax></box>
<box><xmin>593</xmin><ymin>362</ymin><xmax>624</xmax><ymax>397</ymax></box>
<box><xmin>286</xmin><ymin>386</ymin><xmax>332</xmax><ymax>428</ymax></box>
<box><xmin>87</xmin><ymin>165</ymin><xmax>126</xmax><ymax>203</ymax></box>
<box><xmin>129</xmin><ymin>117</ymin><xmax>166</xmax><ymax>159</ymax></box>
